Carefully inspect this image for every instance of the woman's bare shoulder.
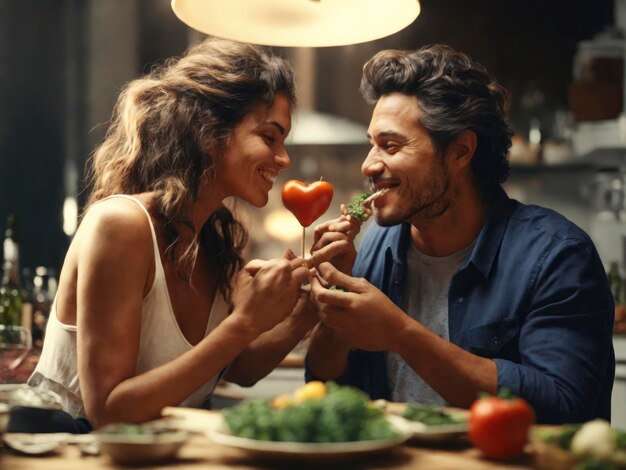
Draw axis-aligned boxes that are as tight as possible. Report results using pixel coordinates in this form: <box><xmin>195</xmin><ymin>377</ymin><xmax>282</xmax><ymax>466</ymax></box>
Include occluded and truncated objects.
<box><xmin>76</xmin><ymin>197</ymin><xmax>155</xmax><ymax>256</ymax></box>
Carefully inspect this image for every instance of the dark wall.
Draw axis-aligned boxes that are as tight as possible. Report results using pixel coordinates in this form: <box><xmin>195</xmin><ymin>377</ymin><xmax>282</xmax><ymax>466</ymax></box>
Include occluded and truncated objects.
<box><xmin>0</xmin><ymin>0</ymin><xmax>78</xmax><ymax>273</ymax></box>
<box><xmin>138</xmin><ymin>0</ymin><xmax>188</xmax><ymax>73</ymax></box>
<box><xmin>315</xmin><ymin>0</ymin><xmax>615</xmax><ymax>136</ymax></box>
<box><xmin>0</xmin><ymin>0</ymin><xmax>187</xmax><ymax>275</ymax></box>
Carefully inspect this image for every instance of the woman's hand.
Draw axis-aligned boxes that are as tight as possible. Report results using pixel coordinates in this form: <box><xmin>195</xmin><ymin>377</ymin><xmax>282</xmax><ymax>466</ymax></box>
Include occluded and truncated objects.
<box><xmin>222</xmin><ymin>249</ymin><xmax>321</xmax><ymax>386</ymax></box>
<box><xmin>230</xmin><ymin>257</ymin><xmax>311</xmax><ymax>335</ymax></box>
<box><xmin>282</xmin><ymin>248</ymin><xmax>320</xmax><ymax>320</ymax></box>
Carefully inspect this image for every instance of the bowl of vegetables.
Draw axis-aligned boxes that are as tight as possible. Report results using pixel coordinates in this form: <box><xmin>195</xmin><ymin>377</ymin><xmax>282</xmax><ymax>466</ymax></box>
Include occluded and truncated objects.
<box><xmin>94</xmin><ymin>421</ymin><xmax>189</xmax><ymax>464</ymax></box>
<box><xmin>532</xmin><ymin>419</ymin><xmax>626</xmax><ymax>469</ymax></box>
<box><xmin>209</xmin><ymin>381</ymin><xmax>411</xmax><ymax>459</ymax></box>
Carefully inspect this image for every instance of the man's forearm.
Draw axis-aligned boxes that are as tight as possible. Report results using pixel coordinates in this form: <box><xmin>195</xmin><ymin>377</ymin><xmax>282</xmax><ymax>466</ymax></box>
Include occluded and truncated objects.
<box><xmin>395</xmin><ymin>318</ymin><xmax>497</xmax><ymax>407</ymax></box>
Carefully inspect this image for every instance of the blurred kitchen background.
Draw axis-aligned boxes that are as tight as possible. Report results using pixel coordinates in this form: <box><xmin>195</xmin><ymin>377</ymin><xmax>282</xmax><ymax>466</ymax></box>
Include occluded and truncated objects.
<box><xmin>5</xmin><ymin>0</ymin><xmax>626</xmax><ymax>418</ymax></box>
<box><xmin>0</xmin><ymin>0</ymin><xmax>626</xmax><ymax>273</ymax></box>
<box><xmin>2</xmin><ymin>0</ymin><xmax>625</xmax><ymax>272</ymax></box>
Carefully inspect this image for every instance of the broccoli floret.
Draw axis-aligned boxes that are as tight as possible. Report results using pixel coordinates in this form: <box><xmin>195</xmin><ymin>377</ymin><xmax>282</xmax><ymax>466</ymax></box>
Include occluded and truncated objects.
<box><xmin>223</xmin><ymin>382</ymin><xmax>399</xmax><ymax>443</ymax></box>
<box><xmin>346</xmin><ymin>192</ymin><xmax>371</xmax><ymax>222</ymax></box>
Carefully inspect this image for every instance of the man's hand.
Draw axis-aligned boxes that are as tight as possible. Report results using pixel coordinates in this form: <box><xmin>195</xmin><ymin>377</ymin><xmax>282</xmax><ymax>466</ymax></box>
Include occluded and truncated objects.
<box><xmin>309</xmin><ymin>262</ymin><xmax>407</xmax><ymax>352</ymax></box>
<box><xmin>309</xmin><ymin>265</ymin><xmax>498</xmax><ymax>409</ymax></box>
<box><xmin>309</xmin><ymin>215</ymin><xmax>360</xmax><ymax>274</ymax></box>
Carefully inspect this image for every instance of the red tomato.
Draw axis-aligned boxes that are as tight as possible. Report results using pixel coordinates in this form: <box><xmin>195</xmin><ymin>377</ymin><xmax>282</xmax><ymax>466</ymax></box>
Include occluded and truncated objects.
<box><xmin>281</xmin><ymin>180</ymin><xmax>334</xmax><ymax>227</ymax></box>
<box><xmin>468</xmin><ymin>395</ymin><xmax>535</xmax><ymax>459</ymax></box>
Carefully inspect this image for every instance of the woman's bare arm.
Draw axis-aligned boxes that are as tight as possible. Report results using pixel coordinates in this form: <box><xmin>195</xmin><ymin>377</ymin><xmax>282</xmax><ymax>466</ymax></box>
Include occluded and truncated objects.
<box><xmin>224</xmin><ymin>297</ymin><xmax>318</xmax><ymax>385</ymax></box>
<box><xmin>76</xmin><ymin>201</ymin><xmax>309</xmax><ymax>427</ymax></box>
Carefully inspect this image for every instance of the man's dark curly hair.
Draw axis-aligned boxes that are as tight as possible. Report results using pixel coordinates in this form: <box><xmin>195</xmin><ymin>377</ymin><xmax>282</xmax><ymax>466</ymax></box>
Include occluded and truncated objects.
<box><xmin>360</xmin><ymin>44</ymin><xmax>512</xmax><ymax>199</ymax></box>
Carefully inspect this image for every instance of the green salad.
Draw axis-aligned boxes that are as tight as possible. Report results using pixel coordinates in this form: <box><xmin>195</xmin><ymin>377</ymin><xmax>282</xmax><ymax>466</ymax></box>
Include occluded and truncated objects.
<box><xmin>223</xmin><ymin>382</ymin><xmax>399</xmax><ymax>443</ymax></box>
<box><xmin>400</xmin><ymin>403</ymin><xmax>466</xmax><ymax>426</ymax></box>
<box><xmin>97</xmin><ymin>423</ymin><xmax>174</xmax><ymax>436</ymax></box>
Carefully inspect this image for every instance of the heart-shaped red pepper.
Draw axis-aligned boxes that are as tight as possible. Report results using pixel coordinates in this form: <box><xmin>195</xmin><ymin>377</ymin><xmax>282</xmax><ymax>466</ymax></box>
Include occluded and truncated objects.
<box><xmin>281</xmin><ymin>180</ymin><xmax>334</xmax><ymax>227</ymax></box>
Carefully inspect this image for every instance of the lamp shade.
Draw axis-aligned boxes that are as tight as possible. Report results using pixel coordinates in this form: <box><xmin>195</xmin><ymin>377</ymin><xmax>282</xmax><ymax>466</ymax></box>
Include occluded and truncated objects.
<box><xmin>171</xmin><ymin>0</ymin><xmax>421</xmax><ymax>47</ymax></box>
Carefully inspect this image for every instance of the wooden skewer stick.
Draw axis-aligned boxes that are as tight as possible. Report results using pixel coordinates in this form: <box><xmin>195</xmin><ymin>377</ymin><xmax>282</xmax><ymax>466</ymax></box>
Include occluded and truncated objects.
<box><xmin>363</xmin><ymin>188</ymin><xmax>389</xmax><ymax>206</ymax></box>
<box><xmin>301</xmin><ymin>226</ymin><xmax>306</xmax><ymax>259</ymax></box>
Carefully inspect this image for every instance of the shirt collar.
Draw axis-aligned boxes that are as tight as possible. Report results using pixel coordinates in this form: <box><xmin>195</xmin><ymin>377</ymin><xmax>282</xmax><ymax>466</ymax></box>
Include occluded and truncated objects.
<box><xmin>386</xmin><ymin>222</ymin><xmax>412</xmax><ymax>265</ymax></box>
<box><xmin>382</xmin><ymin>186</ymin><xmax>513</xmax><ymax>279</ymax></box>
<box><xmin>466</xmin><ymin>186</ymin><xmax>513</xmax><ymax>279</ymax></box>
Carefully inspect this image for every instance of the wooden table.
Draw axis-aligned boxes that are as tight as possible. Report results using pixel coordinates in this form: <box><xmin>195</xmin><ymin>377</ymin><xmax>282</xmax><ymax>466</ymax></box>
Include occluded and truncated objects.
<box><xmin>3</xmin><ymin>435</ymin><xmax>534</xmax><ymax>470</ymax></box>
<box><xmin>2</xmin><ymin>408</ymin><xmax>535</xmax><ymax>470</ymax></box>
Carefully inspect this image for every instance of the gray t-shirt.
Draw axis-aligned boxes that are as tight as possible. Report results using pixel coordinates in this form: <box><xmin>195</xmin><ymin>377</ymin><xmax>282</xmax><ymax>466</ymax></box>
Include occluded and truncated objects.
<box><xmin>386</xmin><ymin>241</ymin><xmax>474</xmax><ymax>404</ymax></box>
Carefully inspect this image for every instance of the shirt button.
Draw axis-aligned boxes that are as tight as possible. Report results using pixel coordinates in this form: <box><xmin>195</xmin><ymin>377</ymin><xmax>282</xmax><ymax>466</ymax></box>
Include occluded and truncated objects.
<box><xmin>492</xmin><ymin>337</ymin><xmax>501</xmax><ymax>348</ymax></box>
<box><xmin>457</xmin><ymin>297</ymin><xmax>464</xmax><ymax>303</ymax></box>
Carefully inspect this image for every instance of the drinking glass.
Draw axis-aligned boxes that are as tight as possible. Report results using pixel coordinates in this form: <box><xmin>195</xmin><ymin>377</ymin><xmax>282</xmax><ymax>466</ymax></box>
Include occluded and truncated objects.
<box><xmin>0</xmin><ymin>325</ymin><xmax>32</xmax><ymax>382</ymax></box>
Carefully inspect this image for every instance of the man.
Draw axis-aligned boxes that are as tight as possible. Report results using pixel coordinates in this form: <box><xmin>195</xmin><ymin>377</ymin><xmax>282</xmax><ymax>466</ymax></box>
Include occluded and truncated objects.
<box><xmin>306</xmin><ymin>45</ymin><xmax>615</xmax><ymax>424</ymax></box>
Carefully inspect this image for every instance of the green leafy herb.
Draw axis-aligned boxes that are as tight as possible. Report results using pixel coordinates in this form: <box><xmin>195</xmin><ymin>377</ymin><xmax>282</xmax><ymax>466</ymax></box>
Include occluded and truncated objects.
<box><xmin>346</xmin><ymin>192</ymin><xmax>371</xmax><ymax>222</ymax></box>
<box><xmin>574</xmin><ymin>459</ymin><xmax>618</xmax><ymax>470</ymax></box>
<box><xmin>400</xmin><ymin>403</ymin><xmax>466</xmax><ymax>426</ymax></box>
<box><xmin>538</xmin><ymin>424</ymin><xmax>582</xmax><ymax>450</ymax></box>
<box><xmin>614</xmin><ymin>429</ymin><xmax>626</xmax><ymax>449</ymax></box>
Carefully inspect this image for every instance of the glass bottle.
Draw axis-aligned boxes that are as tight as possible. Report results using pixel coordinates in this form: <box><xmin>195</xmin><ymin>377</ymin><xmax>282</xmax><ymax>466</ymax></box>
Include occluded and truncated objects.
<box><xmin>3</xmin><ymin>214</ymin><xmax>19</xmax><ymax>273</ymax></box>
<box><xmin>31</xmin><ymin>266</ymin><xmax>54</xmax><ymax>347</ymax></box>
<box><xmin>0</xmin><ymin>215</ymin><xmax>33</xmax><ymax>380</ymax></box>
<box><xmin>0</xmin><ymin>215</ymin><xmax>24</xmax><ymax>327</ymax></box>
<box><xmin>0</xmin><ymin>261</ymin><xmax>23</xmax><ymax>326</ymax></box>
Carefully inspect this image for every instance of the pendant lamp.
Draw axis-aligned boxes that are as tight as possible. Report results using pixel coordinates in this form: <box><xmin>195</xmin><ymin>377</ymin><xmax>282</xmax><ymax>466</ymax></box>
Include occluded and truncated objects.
<box><xmin>171</xmin><ymin>0</ymin><xmax>421</xmax><ymax>47</ymax></box>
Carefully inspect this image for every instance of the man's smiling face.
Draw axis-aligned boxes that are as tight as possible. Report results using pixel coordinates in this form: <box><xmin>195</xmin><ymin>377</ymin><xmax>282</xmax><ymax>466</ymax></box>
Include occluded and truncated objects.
<box><xmin>362</xmin><ymin>92</ymin><xmax>452</xmax><ymax>226</ymax></box>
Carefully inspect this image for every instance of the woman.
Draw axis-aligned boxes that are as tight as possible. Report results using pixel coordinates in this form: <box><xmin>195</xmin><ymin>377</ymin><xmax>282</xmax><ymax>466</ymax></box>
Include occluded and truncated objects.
<box><xmin>21</xmin><ymin>38</ymin><xmax>325</xmax><ymax>433</ymax></box>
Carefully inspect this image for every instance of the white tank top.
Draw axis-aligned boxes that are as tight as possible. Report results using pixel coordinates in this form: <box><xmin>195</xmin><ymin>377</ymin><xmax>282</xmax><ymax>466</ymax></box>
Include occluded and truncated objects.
<box><xmin>28</xmin><ymin>195</ymin><xmax>229</xmax><ymax>418</ymax></box>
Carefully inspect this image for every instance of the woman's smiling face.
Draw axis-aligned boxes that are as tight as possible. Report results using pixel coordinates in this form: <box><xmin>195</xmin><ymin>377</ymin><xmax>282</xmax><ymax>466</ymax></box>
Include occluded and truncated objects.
<box><xmin>214</xmin><ymin>92</ymin><xmax>292</xmax><ymax>207</ymax></box>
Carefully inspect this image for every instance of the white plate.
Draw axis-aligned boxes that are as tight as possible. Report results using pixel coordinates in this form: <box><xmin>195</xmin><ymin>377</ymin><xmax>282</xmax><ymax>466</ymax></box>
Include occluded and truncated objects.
<box><xmin>379</xmin><ymin>402</ymin><xmax>469</xmax><ymax>442</ymax></box>
<box><xmin>206</xmin><ymin>415</ymin><xmax>412</xmax><ymax>459</ymax></box>
<box><xmin>0</xmin><ymin>384</ymin><xmax>63</xmax><ymax>409</ymax></box>
<box><xmin>401</xmin><ymin>420</ymin><xmax>468</xmax><ymax>442</ymax></box>
<box><xmin>1</xmin><ymin>432</ymin><xmax>94</xmax><ymax>455</ymax></box>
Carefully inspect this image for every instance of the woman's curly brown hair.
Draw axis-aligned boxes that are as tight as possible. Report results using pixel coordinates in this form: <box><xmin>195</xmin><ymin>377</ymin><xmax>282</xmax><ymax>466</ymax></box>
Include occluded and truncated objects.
<box><xmin>84</xmin><ymin>38</ymin><xmax>296</xmax><ymax>303</ymax></box>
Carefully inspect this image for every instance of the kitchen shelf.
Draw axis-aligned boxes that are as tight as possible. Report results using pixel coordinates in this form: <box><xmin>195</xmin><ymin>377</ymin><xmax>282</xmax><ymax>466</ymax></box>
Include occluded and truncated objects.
<box><xmin>579</xmin><ymin>147</ymin><xmax>626</xmax><ymax>171</ymax></box>
<box><xmin>510</xmin><ymin>161</ymin><xmax>594</xmax><ymax>174</ymax></box>
<box><xmin>510</xmin><ymin>150</ymin><xmax>626</xmax><ymax>173</ymax></box>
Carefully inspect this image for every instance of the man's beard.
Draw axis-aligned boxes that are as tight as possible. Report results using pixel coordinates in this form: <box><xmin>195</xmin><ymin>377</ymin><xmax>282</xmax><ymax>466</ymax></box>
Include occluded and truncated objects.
<box><xmin>375</xmin><ymin>170</ymin><xmax>451</xmax><ymax>227</ymax></box>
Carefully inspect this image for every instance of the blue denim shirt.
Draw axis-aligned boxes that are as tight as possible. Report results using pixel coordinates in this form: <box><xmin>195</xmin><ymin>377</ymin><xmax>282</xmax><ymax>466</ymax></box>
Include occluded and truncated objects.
<box><xmin>306</xmin><ymin>187</ymin><xmax>615</xmax><ymax>424</ymax></box>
